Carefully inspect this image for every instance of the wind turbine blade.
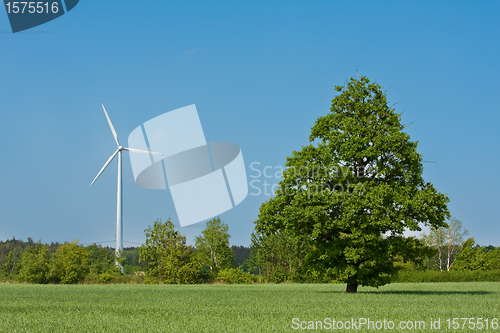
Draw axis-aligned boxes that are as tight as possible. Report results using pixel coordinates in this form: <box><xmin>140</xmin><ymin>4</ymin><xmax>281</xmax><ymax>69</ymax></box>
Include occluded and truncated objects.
<box><xmin>101</xmin><ymin>104</ymin><xmax>120</xmax><ymax>146</ymax></box>
<box><xmin>90</xmin><ymin>149</ymin><xmax>119</xmax><ymax>186</ymax></box>
<box><xmin>123</xmin><ymin>147</ymin><xmax>167</xmax><ymax>156</ymax></box>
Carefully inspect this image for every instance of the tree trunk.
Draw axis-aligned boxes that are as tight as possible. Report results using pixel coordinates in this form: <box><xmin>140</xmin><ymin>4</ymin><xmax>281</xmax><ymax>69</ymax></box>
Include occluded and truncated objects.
<box><xmin>447</xmin><ymin>245</ymin><xmax>451</xmax><ymax>271</ymax></box>
<box><xmin>346</xmin><ymin>284</ymin><xmax>358</xmax><ymax>293</ymax></box>
<box><xmin>438</xmin><ymin>245</ymin><xmax>443</xmax><ymax>271</ymax></box>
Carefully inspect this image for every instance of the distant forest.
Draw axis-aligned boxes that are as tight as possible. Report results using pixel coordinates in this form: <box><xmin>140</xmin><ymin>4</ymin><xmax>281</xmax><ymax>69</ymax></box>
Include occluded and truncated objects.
<box><xmin>0</xmin><ymin>237</ymin><xmax>252</xmax><ymax>275</ymax></box>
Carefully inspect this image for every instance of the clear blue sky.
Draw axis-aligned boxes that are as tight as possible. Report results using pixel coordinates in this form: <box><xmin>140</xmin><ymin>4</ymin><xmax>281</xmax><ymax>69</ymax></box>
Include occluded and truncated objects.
<box><xmin>1</xmin><ymin>1</ymin><xmax>499</xmax><ymax>247</ymax></box>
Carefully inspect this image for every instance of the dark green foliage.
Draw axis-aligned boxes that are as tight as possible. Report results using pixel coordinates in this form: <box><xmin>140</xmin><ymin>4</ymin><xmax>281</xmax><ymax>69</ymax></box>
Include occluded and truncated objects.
<box><xmin>256</xmin><ymin>76</ymin><xmax>450</xmax><ymax>291</ymax></box>
<box><xmin>0</xmin><ymin>238</ymin><xmax>60</xmax><ymax>280</ymax></box>
<box><xmin>0</xmin><ymin>238</ymin><xmax>36</xmax><ymax>276</ymax></box>
<box><xmin>231</xmin><ymin>245</ymin><xmax>251</xmax><ymax>271</ymax></box>
<box><xmin>84</xmin><ymin>244</ymin><xmax>122</xmax><ymax>283</ymax></box>
<box><xmin>122</xmin><ymin>247</ymin><xmax>143</xmax><ymax>274</ymax></box>
<box><xmin>0</xmin><ymin>251</ymin><xmax>15</xmax><ymax>278</ymax></box>
<box><xmin>0</xmin><ymin>238</ymin><xmax>60</xmax><ymax>264</ymax></box>
<box><xmin>86</xmin><ymin>244</ymin><xmax>118</xmax><ymax>275</ymax></box>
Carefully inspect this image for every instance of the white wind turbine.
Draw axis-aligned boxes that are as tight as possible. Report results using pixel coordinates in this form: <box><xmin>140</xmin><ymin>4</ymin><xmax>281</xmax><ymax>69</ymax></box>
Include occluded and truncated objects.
<box><xmin>90</xmin><ymin>104</ymin><xmax>165</xmax><ymax>267</ymax></box>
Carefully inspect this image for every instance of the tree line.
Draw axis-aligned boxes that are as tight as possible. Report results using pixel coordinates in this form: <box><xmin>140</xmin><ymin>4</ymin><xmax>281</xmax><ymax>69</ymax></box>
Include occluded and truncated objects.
<box><xmin>1</xmin><ymin>215</ymin><xmax>498</xmax><ymax>285</ymax></box>
<box><xmin>0</xmin><ymin>217</ymin><xmax>255</xmax><ymax>284</ymax></box>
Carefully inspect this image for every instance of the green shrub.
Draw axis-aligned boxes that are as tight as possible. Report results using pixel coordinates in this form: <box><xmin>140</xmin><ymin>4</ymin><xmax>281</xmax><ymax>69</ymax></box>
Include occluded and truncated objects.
<box><xmin>269</xmin><ymin>269</ymin><xmax>288</xmax><ymax>283</ymax></box>
<box><xmin>217</xmin><ymin>267</ymin><xmax>255</xmax><ymax>284</ymax></box>
<box><xmin>394</xmin><ymin>269</ymin><xmax>500</xmax><ymax>283</ymax></box>
<box><xmin>98</xmin><ymin>272</ymin><xmax>113</xmax><ymax>284</ymax></box>
<box><xmin>123</xmin><ymin>264</ymin><xmax>142</xmax><ymax>275</ymax></box>
<box><xmin>84</xmin><ymin>272</ymin><xmax>134</xmax><ymax>284</ymax></box>
<box><xmin>83</xmin><ymin>274</ymin><xmax>99</xmax><ymax>284</ymax></box>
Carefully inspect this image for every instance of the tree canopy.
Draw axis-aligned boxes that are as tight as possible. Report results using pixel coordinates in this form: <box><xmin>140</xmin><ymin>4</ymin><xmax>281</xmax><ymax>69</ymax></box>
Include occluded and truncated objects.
<box><xmin>195</xmin><ymin>217</ymin><xmax>233</xmax><ymax>276</ymax></box>
<box><xmin>255</xmin><ymin>76</ymin><xmax>450</xmax><ymax>292</ymax></box>
<box><xmin>139</xmin><ymin>219</ymin><xmax>204</xmax><ymax>284</ymax></box>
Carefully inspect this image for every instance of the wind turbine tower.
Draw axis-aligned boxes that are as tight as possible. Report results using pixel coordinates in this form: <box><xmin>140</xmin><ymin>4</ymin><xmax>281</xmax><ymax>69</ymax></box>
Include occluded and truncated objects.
<box><xmin>90</xmin><ymin>104</ymin><xmax>165</xmax><ymax>266</ymax></box>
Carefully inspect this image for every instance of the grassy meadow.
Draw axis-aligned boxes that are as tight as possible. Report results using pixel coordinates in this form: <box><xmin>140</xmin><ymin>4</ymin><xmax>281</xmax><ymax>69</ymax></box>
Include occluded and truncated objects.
<box><xmin>0</xmin><ymin>282</ymin><xmax>499</xmax><ymax>332</ymax></box>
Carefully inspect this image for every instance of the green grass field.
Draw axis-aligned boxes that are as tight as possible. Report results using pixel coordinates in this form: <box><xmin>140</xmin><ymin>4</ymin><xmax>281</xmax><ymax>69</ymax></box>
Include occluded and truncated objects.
<box><xmin>0</xmin><ymin>282</ymin><xmax>499</xmax><ymax>332</ymax></box>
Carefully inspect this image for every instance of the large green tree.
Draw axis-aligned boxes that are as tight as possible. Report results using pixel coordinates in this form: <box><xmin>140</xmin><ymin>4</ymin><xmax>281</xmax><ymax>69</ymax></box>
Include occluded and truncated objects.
<box><xmin>256</xmin><ymin>76</ymin><xmax>450</xmax><ymax>292</ymax></box>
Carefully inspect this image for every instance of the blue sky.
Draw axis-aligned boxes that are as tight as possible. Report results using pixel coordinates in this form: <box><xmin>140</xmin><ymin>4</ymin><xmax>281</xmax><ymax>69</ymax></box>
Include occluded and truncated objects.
<box><xmin>1</xmin><ymin>1</ymin><xmax>499</xmax><ymax>247</ymax></box>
